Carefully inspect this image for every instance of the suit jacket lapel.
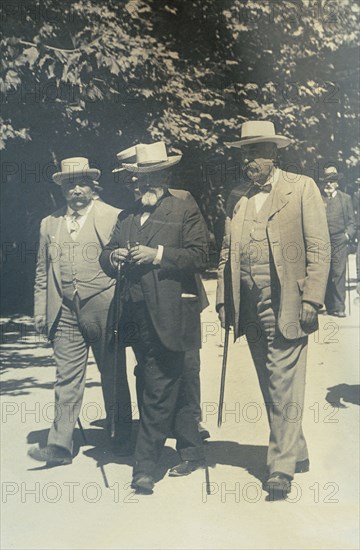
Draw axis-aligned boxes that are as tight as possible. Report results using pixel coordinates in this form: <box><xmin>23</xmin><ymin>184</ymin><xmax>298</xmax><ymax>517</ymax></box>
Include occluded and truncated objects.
<box><xmin>48</xmin><ymin>209</ymin><xmax>65</xmax><ymax>289</ymax></box>
<box><xmin>144</xmin><ymin>197</ymin><xmax>172</xmax><ymax>245</ymax></box>
<box><xmin>268</xmin><ymin>169</ymin><xmax>293</xmax><ymax>220</ymax></box>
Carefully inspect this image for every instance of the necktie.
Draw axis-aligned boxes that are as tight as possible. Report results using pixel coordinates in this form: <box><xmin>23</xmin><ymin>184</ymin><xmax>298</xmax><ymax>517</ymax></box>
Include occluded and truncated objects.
<box><xmin>141</xmin><ymin>204</ymin><xmax>156</xmax><ymax>213</ymax></box>
<box><xmin>69</xmin><ymin>212</ymin><xmax>81</xmax><ymax>238</ymax></box>
<box><xmin>253</xmin><ymin>182</ymin><xmax>272</xmax><ymax>193</ymax></box>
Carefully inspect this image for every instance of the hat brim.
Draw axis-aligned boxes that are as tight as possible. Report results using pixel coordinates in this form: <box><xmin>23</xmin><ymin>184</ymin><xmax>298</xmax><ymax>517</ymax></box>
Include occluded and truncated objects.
<box><xmin>52</xmin><ymin>169</ymin><xmax>101</xmax><ymax>185</ymax></box>
<box><xmin>224</xmin><ymin>136</ymin><xmax>291</xmax><ymax>149</ymax></box>
<box><xmin>116</xmin><ymin>146</ymin><xmax>137</xmax><ymax>161</ymax></box>
<box><xmin>118</xmin><ymin>155</ymin><xmax>182</xmax><ymax>174</ymax></box>
<box><xmin>323</xmin><ymin>173</ymin><xmax>343</xmax><ymax>181</ymax></box>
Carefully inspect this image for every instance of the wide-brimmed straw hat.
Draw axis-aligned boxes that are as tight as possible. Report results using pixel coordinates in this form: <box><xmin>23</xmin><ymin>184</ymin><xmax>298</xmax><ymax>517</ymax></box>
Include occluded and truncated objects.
<box><xmin>52</xmin><ymin>157</ymin><xmax>100</xmax><ymax>185</ymax></box>
<box><xmin>225</xmin><ymin>121</ymin><xmax>292</xmax><ymax>149</ymax></box>
<box><xmin>112</xmin><ymin>141</ymin><xmax>182</xmax><ymax>173</ymax></box>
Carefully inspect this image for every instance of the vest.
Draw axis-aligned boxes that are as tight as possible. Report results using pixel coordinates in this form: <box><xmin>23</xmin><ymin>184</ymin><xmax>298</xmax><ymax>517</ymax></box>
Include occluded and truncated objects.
<box><xmin>240</xmin><ymin>193</ymin><xmax>273</xmax><ymax>290</ymax></box>
<box><xmin>59</xmin><ymin>208</ymin><xmax>115</xmax><ymax>301</ymax></box>
<box><xmin>121</xmin><ymin>211</ymin><xmax>155</xmax><ymax>302</ymax></box>
<box><xmin>323</xmin><ymin>193</ymin><xmax>346</xmax><ymax>237</ymax></box>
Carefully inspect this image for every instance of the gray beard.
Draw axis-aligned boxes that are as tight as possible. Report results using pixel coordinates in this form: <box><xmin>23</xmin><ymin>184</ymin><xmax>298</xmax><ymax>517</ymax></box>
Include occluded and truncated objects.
<box><xmin>141</xmin><ymin>188</ymin><xmax>165</xmax><ymax>206</ymax></box>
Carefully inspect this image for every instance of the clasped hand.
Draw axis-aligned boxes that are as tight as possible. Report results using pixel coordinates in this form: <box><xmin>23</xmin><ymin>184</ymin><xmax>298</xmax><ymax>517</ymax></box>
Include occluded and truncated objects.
<box><xmin>112</xmin><ymin>245</ymin><xmax>157</xmax><ymax>266</ymax></box>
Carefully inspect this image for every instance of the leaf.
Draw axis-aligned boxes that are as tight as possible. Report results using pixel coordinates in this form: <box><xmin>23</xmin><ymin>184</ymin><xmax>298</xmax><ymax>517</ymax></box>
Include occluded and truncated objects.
<box><xmin>23</xmin><ymin>47</ymin><xmax>39</xmax><ymax>68</ymax></box>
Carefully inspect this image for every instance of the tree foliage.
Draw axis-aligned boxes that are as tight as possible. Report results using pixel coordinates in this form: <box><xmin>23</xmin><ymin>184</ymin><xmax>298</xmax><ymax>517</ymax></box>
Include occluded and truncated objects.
<box><xmin>0</xmin><ymin>0</ymin><xmax>359</xmax><ymax>311</ymax></box>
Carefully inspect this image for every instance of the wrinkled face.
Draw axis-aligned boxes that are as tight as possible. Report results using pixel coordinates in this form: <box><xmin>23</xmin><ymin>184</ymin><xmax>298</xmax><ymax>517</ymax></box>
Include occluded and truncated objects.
<box><xmin>61</xmin><ymin>177</ymin><xmax>94</xmax><ymax>210</ymax></box>
<box><xmin>135</xmin><ymin>172</ymin><xmax>169</xmax><ymax>206</ymax></box>
<box><xmin>240</xmin><ymin>142</ymin><xmax>277</xmax><ymax>183</ymax></box>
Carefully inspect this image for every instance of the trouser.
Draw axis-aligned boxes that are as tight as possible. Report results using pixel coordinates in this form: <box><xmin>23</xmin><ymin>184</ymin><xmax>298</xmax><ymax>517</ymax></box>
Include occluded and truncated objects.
<box><xmin>121</xmin><ymin>300</ymin><xmax>204</xmax><ymax>477</ymax></box>
<box><xmin>135</xmin><ymin>348</ymin><xmax>202</xmax><ymax>424</ymax></box>
<box><xmin>48</xmin><ymin>288</ymin><xmax>132</xmax><ymax>452</ymax></box>
<box><xmin>325</xmin><ymin>237</ymin><xmax>348</xmax><ymax>313</ymax></box>
<box><xmin>241</xmin><ymin>282</ymin><xmax>309</xmax><ymax>478</ymax></box>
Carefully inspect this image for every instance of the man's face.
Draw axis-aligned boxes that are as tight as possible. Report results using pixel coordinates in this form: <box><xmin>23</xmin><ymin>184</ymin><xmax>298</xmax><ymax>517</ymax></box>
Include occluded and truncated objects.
<box><xmin>61</xmin><ymin>177</ymin><xmax>94</xmax><ymax>210</ymax></box>
<box><xmin>324</xmin><ymin>180</ymin><xmax>338</xmax><ymax>193</ymax></box>
<box><xmin>136</xmin><ymin>172</ymin><xmax>169</xmax><ymax>206</ymax></box>
<box><xmin>240</xmin><ymin>142</ymin><xmax>277</xmax><ymax>183</ymax></box>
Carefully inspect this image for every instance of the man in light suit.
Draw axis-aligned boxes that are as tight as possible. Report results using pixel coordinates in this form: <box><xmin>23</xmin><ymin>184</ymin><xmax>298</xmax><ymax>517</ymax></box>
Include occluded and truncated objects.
<box><xmin>217</xmin><ymin>122</ymin><xmax>330</xmax><ymax>498</ymax></box>
<box><xmin>101</xmin><ymin>142</ymin><xmax>208</xmax><ymax>493</ymax></box>
<box><xmin>28</xmin><ymin>157</ymin><xmax>132</xmax><ymax>465</ymax></box>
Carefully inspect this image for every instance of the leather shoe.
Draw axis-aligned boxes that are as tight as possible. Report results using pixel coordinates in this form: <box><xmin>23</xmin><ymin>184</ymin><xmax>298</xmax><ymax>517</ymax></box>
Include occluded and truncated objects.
<box><xmin>264</xmin><ymin>472</ymin><xmax>292</xmax><ymax>500</ymax></box>
<box><xmin>295</xmin><ymin>458</ymin><xmax>310</xmax><ymax>473</ymax></box>
<box><xmin>28</xmin><ymin>445</ymin><xmax>72</xmax><ymax>466</ymax></box>
<box><xmin>131</xmin><ymin>474</ymin><xmax>154</xmax><ymax>494</ymax></box>
<box><xmin>198</xmin><ymin>424</ymin><xmax>210</xmax><ymax>440</ymax></box>
<box><xmin>333</xmin><ymin>311</ymin><xmax>346</xmax><ymax>318</ymax></box>
<box><xmin>168</xmin><ymin>460</ymin><xmax>204</xmax><ymax>477</ymax></box>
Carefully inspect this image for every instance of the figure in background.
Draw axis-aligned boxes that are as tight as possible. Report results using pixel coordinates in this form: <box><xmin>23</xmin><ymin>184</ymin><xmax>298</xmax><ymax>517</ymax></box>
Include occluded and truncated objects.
<box><xmin>320</xmin><ymin>165</ymin><xmax>356</xmax><ymax>317</ymax></box>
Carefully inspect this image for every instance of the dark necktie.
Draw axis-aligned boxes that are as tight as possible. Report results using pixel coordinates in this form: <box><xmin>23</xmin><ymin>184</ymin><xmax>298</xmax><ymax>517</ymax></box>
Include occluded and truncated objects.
<box><xmin>253</xmin><ymin>182</ymin><xmax>272</xmax><ymax>193</ymax></box>
<box><xmin>141</xmin><ymin>204</ymin><xmax>156</xmax><ymax>213</ymax></box>
<box><xmin>247</xmin><ymin>182</ymin><xmax>272</xmax><ymax>198</ymax></box>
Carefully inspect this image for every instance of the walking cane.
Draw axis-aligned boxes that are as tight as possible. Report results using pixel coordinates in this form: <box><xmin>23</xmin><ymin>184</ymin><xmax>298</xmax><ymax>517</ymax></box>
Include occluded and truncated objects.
<box><xmin>217</xmin><ymin>325</ymin><xmax>230</xmax><ymax>428</ymax></box>
<box><xmin>346</xmin><ymin>253</ymin><xmax>351</xmax><ymax>315</ymax></box>
<box><xmin>77</xmin><ymin>418</ymin><xmax>88</xmax><ymax>445</ymax></box>
<box><xmin>110</xmin><ymin>261</ymin><xmax>123</xmax><ymax>440</ymax></box>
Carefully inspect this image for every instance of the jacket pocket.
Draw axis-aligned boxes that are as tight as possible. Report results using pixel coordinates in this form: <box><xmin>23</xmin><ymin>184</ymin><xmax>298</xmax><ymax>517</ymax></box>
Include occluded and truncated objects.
<box><xmin>297</xmin><ymin>278</ymin><xmax>306</xmax><ymax>294</ymax></box>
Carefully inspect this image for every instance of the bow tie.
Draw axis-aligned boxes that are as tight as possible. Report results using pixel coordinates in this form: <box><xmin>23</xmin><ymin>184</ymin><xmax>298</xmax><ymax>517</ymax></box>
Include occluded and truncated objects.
<box><xmin>140</xmin><ymin>204</ymin><xmax>156</xmax><ymax>213</ymax></box>
<box><xmin>251</xmin><ymin>182</ymin><xmax>272</xmax><ymax>194</ymax></box>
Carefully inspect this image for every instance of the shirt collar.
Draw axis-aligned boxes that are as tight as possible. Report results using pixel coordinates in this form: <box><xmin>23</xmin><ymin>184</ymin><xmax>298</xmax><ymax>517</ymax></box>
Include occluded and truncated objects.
<box><xmin>66</xmin><ymin>200</ymin><xmax>94</xmax><ymax>218</ymax></box>
<box><xmin>324</xmin><ymin>189</ymin><xmax>337</xmax><ymax>198</ymax></box>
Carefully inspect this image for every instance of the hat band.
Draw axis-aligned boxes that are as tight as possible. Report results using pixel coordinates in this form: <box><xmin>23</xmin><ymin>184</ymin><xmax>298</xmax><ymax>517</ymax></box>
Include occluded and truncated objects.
<box><xmin>240</xmin><ymin>134</ymin><xmax>276</xmax><ymax>140</ymax></box>
<box><xmin>138</xmin><ymin>159</ymin><xmax>168</xmax><ymax>166</ymax></box>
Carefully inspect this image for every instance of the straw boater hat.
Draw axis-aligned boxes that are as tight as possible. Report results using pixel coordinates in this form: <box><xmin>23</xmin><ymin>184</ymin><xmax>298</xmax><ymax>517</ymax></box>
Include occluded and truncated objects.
<box><xmin>112</xmin><ymin>141</ymin><xmax>182</xmax><ymax>173</ymax></box>
<box><xmin>225</xmin><ymin>121</ymin><xmax>292</xmax><ymax>149</ymax></box>
<box><xmin>323</xmin><ymin>166</ymin><xmax>343</xmax><ymax>182</ymax></box>
<box><xmin>52</xmin><ymin>157</ymin><xmax>101</xmax><ymax>185</ymax></box>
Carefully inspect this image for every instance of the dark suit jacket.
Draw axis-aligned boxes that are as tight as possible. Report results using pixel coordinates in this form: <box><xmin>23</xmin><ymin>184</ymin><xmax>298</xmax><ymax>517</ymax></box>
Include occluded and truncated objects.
<box><xmin>322</xmin><ymin>190</ymin><xmax>356</xmax><ymax>241</ymax></box>
<box><xmin>100</xmin><ymin>194</ymin><xmax>209</xmax><ymax>352</ymax></box>
<box><xmin>168</xmin><ymin>188</ymin><xmax>209</xmax><ymax>312</ymax></box>
<box><xmin>217</xmin><ymin>170</ymin><xmax>330</xmax><ymax>341</ymax></box>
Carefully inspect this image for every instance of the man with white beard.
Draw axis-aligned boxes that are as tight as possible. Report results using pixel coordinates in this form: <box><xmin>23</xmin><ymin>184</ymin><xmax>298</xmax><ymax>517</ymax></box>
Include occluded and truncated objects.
<box><xmin>100</xmin><ymin>142</ymin><xmax>209</xmax><ymax>494</ymax></box>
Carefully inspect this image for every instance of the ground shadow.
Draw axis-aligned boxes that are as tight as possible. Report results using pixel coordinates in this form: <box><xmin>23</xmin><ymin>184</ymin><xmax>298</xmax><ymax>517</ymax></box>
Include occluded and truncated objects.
<box><xmin>325</xmin><ymin>384</ymin><xmax>360</xmax><ymax>408</ymax></box>
<box><xmin>27</xmin><ymin>421</ymin><xmax>268</xmax><ymax>482</ymax></box>
<box><xmin>205</xmin><ymin>441</ymin><xmax>268</xmax><ymax>482</ymax></box>
<box><xmin>1</xmin><ymin>322</ymin><xmax>101</xmax><ymax>396</ymax></box>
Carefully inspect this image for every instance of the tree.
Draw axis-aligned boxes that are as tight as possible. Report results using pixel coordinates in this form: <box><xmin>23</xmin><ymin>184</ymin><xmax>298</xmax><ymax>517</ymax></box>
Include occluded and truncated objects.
<box><xmin>1</xmin><ymin>0</ymin><xmax>359</xmax><ymax>312</ymax></box>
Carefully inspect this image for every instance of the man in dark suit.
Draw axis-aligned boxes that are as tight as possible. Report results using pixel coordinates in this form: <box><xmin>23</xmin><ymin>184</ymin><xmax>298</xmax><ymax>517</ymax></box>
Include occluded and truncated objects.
<box><xmin>101</xmin><ymin>142</ymin><xmax>208</xmax><ymax>493</ymax></box>
<box><xmin>320</xmin><ymin>165</ymin><xmax>356</xmax><ymax>317</ymax></box>
<box><xmin>28</xmin><ymin>157</ymin><xmax>132</xmax><ymax>466</ymax></box>
<box><xmin>113</xmin><ymin>150</ymin><xmax>211</xmax><ymax>440</ymax></box>
<box><xmin>217</xmin><ymin>121</ymin><xmax>330</xmax><ymax>499</ymax></box>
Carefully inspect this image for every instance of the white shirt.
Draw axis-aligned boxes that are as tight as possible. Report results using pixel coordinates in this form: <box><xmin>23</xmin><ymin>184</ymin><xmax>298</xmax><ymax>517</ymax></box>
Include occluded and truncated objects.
<box><xmin>324</xmin><ymin>189</ymin><xmax>338</xmax><ymax>199</ymax></box>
